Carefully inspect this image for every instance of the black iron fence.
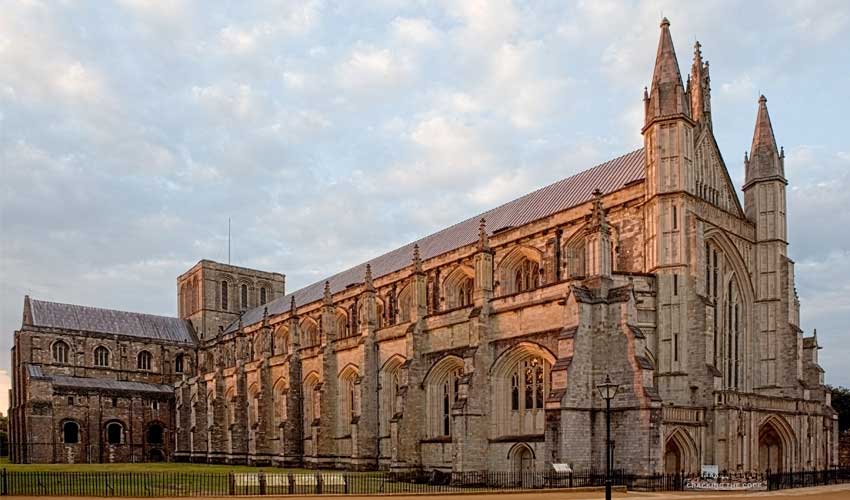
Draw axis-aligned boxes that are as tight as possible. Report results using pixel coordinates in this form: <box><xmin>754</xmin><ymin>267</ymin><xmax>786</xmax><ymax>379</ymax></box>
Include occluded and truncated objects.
<box><xmin>0</xmin><ymin>468</ymin><xmax>847</xmax><ymax>496</ymax></box>
<box><xmin>767</xmin><ymin>467</ymin><xmax>850</xmax><ymax>490</ymax></box>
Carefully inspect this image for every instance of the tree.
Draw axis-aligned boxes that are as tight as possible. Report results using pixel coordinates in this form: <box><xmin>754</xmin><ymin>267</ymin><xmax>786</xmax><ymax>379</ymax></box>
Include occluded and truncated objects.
<box><xmin>0</xmin><ymin>414</ymin><xmax>7</xmax><ymax>456</ymax></box>
<box><xmin>829</xmin><ymin>386</ymin><xmax>850</xmax><ymax>433</ymax></box>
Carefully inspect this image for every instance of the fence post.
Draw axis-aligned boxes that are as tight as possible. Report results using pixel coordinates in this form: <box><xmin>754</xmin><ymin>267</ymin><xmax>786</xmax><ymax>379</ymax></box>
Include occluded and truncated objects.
<box><xmin>258</xmin><ymin>471</ymin><xmax>266</xmax><ymax>495</ymax></box>
<box><xmin>315</xmin><ymin>472</ymin><xmax>323</xmax><ymax>495</ymax></box>
<box><xmin>2</xmin><ymin>468</ymin><xmax>6</xmax><ymax>496</ymax></box>
<box><xmin>228</xmin><ymin>472</ymin><xmax>235</xmax><ymax>496</ymax></box>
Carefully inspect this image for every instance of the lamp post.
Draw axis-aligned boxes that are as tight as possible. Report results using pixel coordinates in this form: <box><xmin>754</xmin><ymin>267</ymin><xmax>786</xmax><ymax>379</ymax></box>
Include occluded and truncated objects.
<box><xmin>596</xmin><ymin>375</ymin><xmax>619</xmax><ymax>500</ymax></box>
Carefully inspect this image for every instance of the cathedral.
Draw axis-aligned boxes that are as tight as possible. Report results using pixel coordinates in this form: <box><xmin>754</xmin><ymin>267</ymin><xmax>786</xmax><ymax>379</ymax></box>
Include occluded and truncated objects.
<box><xmin>9</xmin><ymin>19</ymin><xmax>837</xmax><ymax>474</ymax></box>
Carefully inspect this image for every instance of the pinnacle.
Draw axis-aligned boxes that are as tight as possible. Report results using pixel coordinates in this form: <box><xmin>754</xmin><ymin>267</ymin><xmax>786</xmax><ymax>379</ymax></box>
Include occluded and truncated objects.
<box><xmin>660</xmin><ymin>17</ymin><xmax>670</xmax><ymax>28</ymax></box>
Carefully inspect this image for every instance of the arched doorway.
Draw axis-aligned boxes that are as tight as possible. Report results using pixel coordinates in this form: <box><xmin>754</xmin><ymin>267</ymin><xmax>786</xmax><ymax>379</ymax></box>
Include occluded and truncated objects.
<box><xmin>509</xmin><ymin>444</ymin><xmax>535</xmax><ymax>487</ymax></box>
<box><xmin>664</xmin><ymin>440</ymin><xmax>681</xmax><ymax>474</ymax></box>
<box><xmin>759</xmin><ymin>423</ymin><xmax>784</xmax><ymax>472</ymax></box>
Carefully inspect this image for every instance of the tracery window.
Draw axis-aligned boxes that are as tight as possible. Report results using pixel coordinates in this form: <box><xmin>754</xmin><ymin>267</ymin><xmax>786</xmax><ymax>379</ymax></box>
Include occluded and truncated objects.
<box><xmin>94</xmin><ymin>346</ymin><xmax>109</xmax><ymax>367</ymax></box>
<box><xmin>443</xmin><ymin>266</ymin><xmax>474</xmax><ymax>309</ymax></box>
<box><xmin>493</xmin><ymin>347</ymin><xmax>552</xmax><ymax>437</ymax></box>
<box><xmin>300</xmin><ymin>319</ymin><xmax>319</xmax><ymax>347</ymax></box>
<box><xmin>274</xmin><ymin>325</ymin><xmax>289</xmax><ymax>355</ymax></box>
<box><xmin>425</xmin><ymin>357</ymin><xmax>464</xmax><ymax>438</ymax></box>
<box><xmin>241</xmin><ymin>284</ymin><xmax>248</xmax><ymax>310</ymax></box>
<box><xmin>53</xmin><ymin>340</ymin><xmax>70</xmax><ymax>364</ymax></box>
<box><xmin>138</xmin><ymin>350</ymin><xmax>153</xmax><ymax>371</ymax></box>
<box><xmin>303</xmin><ymin>374</ymin><xmax>320</xmax><ymax>431</ymax></box>
<box><xmin>500</xmin><ymin>248</ymin><xmax>542</xmax><ymax>295</ymax></box>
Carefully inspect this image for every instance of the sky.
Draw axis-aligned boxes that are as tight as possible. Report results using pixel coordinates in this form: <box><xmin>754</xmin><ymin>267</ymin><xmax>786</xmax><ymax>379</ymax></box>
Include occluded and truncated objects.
<box><xmin>1</xmin><ymin>0</ymin><xmax>848</xmax><ymax>401</ymax></box>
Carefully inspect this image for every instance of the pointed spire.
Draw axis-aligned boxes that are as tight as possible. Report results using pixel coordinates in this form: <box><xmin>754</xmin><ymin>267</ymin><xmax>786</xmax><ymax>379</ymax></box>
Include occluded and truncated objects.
<box><xmin>323</xmin><ymin>281</ymin><xmax>332</xmax><ymax>305</ymax></box>
<box><xmin>689</xmin><ymin>39</ymin><xmax>712</xmax><ymax>128</ymax></box>
<box><xmin>364</xmin><ymin>263</ymin><xmax>375</xmax><ymax>292</ymax></box>
<box><xmin>477</xmin><ymin>218</ymin><xmax>490</xmax><ymax>251</ymax></box>
<box><xmin>412</xmin><ymin>244</ymin><xmax>423</xmax><ymax>273</ymax></box>
<box><xmin>289</xmin><ymin>295</ymin><xmax>297</xmax><ymax>315</ymax></box>
<box><xmin>645</xmin><ymin>18</ymin><xmax>689</xmax><ymax>127</ymax></box>
<box><xmin>745</xmin><ymin>94</ymin><xmax>785</xmax><ymax>187</ymax></box>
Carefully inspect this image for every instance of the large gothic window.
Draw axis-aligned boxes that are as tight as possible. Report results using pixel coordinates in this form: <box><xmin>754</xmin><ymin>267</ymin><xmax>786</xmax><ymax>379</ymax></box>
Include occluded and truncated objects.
<box><xmin>94</xmin><ymin>346</ymin><xmax>109</xmax><ymax>367</ymax></box>
<box><xmin>336</xmin><ymin>311</ymin><xmax>350</xmax><ymax>338</ymax></box>
<box><xmin>492</xmin><ymin>345</ymin><xmax>552</xmax><ymax>437</ymax></box>
<box><xmin>175</xmin><ymin>353</ymin><xmax>184</xmax><ymax>373</ymax></box>
<box><xmin>53</xmin><ymin>340</ymin><xmax>70</xmax><ymax>364</ymax></box>
<box><xmin>303</xmin><ymin>373</ymin><xmax>320</xmax><ymax>431</ymax></box>
<box><xmin>241</xmin><ymin>284</ymin><xmax>249</xmax><ymax>310</ymax></box>
<box><xmin>705</xmin><ymin>238</ymin><xmax>750</xmax><ymax>390</ymax></box>
<box><xmin>338</xmin><ymin>367</ymin><xmax>358</xmax><ymax>437</ymax></box>
<box><xmin>443</xmin><ymin>266</ymin><xmax>474</xmax><ymax>309</ymax></box>
<box><xmin>499</xmin><ymin>247</ymin><xmax>542</xmax><ymax>295</ymax></box>
<box><xmin>380</xmin><ymin>357</ymin><xmax>404</xmax><ymax>437</ymax></box>
<box><xmin>260</xmin><ymin>287</ymin><xmax>267</xmax><ymax>305</ymax></box>
<box><xmin>425</xmin><ymin>356</ymin><xmax>464</xmax><ymax>438</ymax></box>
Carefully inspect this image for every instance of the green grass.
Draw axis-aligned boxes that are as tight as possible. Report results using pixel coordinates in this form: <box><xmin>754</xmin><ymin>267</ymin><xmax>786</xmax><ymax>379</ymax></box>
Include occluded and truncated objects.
<box><xmin>0</xmin><ymin>457</ymin><xmax>308</xmax><ymax>473</ymax></box>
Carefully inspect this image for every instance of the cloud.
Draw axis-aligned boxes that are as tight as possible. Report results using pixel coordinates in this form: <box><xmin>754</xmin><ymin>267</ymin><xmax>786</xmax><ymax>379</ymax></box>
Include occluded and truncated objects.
<box><xmin>1</xmin><ymin>0</ymin><xmax>848</xmax><ymax>391</ymax></box>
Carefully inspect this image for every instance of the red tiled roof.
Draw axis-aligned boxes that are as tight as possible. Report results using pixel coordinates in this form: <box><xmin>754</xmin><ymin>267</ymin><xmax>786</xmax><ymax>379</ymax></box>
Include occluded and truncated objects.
<box><xmin>231</xmin><ymin>148</ymin><xmax>645</xmax><ymax>331</ymax></box>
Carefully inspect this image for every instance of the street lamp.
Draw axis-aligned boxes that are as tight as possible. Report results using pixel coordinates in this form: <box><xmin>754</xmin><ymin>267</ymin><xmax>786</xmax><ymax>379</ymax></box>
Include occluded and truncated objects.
<box><xmin>596</xmin><ymin>375</ymin><xmax>620</xmax><ymax>500</ymax></box>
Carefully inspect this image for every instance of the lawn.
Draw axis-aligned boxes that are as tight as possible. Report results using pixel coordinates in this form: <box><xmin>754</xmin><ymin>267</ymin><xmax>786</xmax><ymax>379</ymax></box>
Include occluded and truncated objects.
<box><xmin>0</xmin><ymin>457</ymin><xmax>309</xmax><ymax>473</ymax></box>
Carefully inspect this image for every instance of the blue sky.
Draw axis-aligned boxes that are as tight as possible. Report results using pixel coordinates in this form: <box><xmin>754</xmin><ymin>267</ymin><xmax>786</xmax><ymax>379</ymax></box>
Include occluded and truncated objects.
<box><xmin>1</xmin><ymin>0</ymin><xmax>849</xmax><ymax>397</ymax></box>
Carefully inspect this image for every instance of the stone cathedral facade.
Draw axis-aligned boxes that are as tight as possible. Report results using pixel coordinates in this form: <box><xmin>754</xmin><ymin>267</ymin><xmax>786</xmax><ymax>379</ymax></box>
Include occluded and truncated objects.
<box><xmin>10</xmin><ymin>19</ymin><xmax>837</xmax><ymax>473</ymax></box>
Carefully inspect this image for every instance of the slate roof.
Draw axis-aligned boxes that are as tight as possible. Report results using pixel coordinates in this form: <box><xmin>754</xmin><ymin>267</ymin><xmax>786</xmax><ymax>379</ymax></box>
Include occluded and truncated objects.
<box><xmin>26</xmin><ymin>364</ymin><xmax>174</xmax><ymax>395</ymax></box>
<box><xmin>229</xmin><ymin>148</ymin><xmax>646</xmax><ymax>332</ymax></box>
<box><xmin>29</xmin><ymin>298</ymin><xmax>195</xmax><ymax>344</ymax></box>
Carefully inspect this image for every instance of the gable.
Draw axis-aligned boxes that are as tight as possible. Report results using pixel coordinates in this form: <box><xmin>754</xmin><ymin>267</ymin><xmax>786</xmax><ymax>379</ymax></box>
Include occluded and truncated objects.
<box><xmin>693</xmin><ymin>129</ymin><xmax>745</xmax><ymax>218</ymax></box>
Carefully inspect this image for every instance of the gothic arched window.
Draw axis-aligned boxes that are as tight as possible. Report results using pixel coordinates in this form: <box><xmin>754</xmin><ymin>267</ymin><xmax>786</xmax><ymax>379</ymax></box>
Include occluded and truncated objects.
<box><xmin>425</xmin><ymin>356</ymin><xmax>464</xmax><ymax>438</ymax></box>
<box><xmin>53</xmin><ymin>340</ymin><xmax>70</xmax><ymax>364</ymax></box>
<box><xmin>380</xmin><ymin>357</ymin><xmax>404</xmax><ymax>436</ymax></box>
<box><xmin>260</xmin><ymin>287</ymin><xmax>267</xmax><ymax>305</ymax></box>
<box><xmin>138</xmin><ymin>350</ymin><xmax>153</xmax><ymax>371</ymax></box>
<box><xmin>492</xmin><ymin>345</ymin><xmax>552</xmax><ymax>437</ymax></box>
<box><xmin>337</xmin><ymin>367</ymin><xmax>358</xmax><ymax>436</ymax></box>
<box><xmin>94</xmin><ymin>346</ymin><xmax>109</xmax><ymax>367</ymax></box>
<box><xmin>175</xmin><ymin>353</ymin><xmax>184</xmax><ymax>373</ymax></box>
<box><xmin>396</xmin><ymin>284</ymin><xmax>413</xmax><ymax>323</ymax></box>
<box><xmin>240</xmin><ymin>284</ymin><xmax>248</xmax><ymax>310</ymax></box>
<box><xmin>300</xmin><ymin>319</ymin><xmax>319</xmax><ymax>347</ymax></box>
<box><xmin>499</xmin><ymin>247</ymin><xmax>542</xmax><ymax>295</ymax></box>
<box><xmin>443</xmin><ymin>266</ymin><xmax>474</xmax><ymax>309</ymax></box>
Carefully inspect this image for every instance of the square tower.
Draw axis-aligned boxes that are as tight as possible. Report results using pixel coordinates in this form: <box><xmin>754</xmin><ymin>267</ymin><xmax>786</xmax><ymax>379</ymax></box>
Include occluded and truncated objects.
<box><xmin>177</xmin><ymin>260</ymin><xmax>285</xmax><ymax>340</ymax></box>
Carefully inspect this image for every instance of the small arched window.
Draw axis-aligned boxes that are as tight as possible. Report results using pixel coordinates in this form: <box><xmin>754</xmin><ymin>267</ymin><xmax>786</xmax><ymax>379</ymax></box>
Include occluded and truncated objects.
<box><xmin>94</xmin><ymin>346</ymin><xmax>109</xmax><ymax>367</ymax></box>
<box><xmin>221</xmin><ymin>281</ymin><xmax>229</xmax><ymax>310</ymax></box>
<box><xmin>63</xmin><ymin>421</ymin><xmax>79</xmax><ymax>444</ymax></box>
<box><xmin>106</xmin><ymin>422</ymin><xmax>123</xmax><ymax>445</ymax></box>
<box><xmin>397</xmin><ymin>284</ymin><xmax>413</xmax><ymax>323</ymax></box>
<box><xmin>260</xmin><ymin>287</ymin><xmax>267</xmax><ymax>305</ymax></box>
<box><xmin>138</xmin><ymin>351</ymin><xmax>153</xmax><ymax>371</ymax></box>
<box><xmin>241</xmin><ymin>284</ymin><xmax>248</xmax><ymax>310</ymax></box>
<box><xmin>175</xmin><ymin>353</ymin><xmax>184</xmax><ymax>373</ymax></box>
<box><xmin>52</xmin><ymin>340</ymin><xmax>70</xmax><ymax>364</ymax></box>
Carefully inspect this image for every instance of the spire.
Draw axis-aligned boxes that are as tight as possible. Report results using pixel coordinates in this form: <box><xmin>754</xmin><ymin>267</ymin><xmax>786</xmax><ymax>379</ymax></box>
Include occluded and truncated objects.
<box><xmin>689</xmin><ymin>40</ymin><xmax>712</xmax><ymax>128</ymax></box>
<box><xmin>412</xmin><ymin>244</ymin><xmax>423</xmax><ymax>273</ymax></box>
<box><xmin>644</xmin><ymin>17</ymin><xmax>689</xmax><ymax>128</ymax></box>
<box><xmin>745</xmin><ymin>95</ymin><xmax>785</xmax><ymax>187</ymax></box>
<box><xmin>587</xmin><ymin>189</ymin><xmax>610</xmax><ymax>234</ymax></box>
<box><xmin>364</xmin><ymin>263</ymin><xmax>375</xmax><ymax>292</ymax></box>
<box><xmin>289</xmin><ymin>295</ymin><xmax>297</xmax><ymax>316</ymax></box>
<box><xmin>477</xmin><ymin>218</ymin><xmax>490</xmax><ymax>251</ymax></box>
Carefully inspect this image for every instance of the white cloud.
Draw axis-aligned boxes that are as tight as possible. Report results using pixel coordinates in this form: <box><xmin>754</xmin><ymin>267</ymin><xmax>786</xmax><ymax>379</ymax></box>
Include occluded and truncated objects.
<box><xmin>336</xmin><ymin>43</ymin><xmax>415</xmax><ymax>89</ymax></box>
<box><xmin>391</xmin><ymin>17</ymin><xmax>440</xmax><ymax>45</ymax></box>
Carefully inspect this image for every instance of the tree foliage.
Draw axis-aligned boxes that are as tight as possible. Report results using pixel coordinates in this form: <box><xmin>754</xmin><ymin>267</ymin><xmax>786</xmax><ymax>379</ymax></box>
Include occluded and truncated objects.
<box><xmin>829</xmin><ymin>385</ymin><xmax>850</xmax><ymax>433</ymax></box>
